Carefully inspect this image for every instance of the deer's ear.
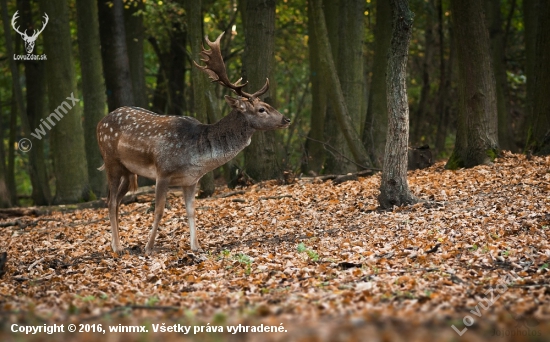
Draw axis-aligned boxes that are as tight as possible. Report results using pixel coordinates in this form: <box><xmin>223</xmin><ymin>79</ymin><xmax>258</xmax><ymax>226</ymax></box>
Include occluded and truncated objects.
<box><xmin>225</xmin><ymin>96</ymin><xmax>246</xmax><ymax>111</ymax></box>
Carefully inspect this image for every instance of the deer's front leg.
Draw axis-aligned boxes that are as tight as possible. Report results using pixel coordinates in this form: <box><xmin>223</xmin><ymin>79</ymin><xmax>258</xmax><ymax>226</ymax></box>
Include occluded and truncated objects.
<box><xmin>145</xmin><ymin>177</ymin><xmax>170</xmax><ymax>255</ymax></box>
<box><xmin>183</xmin><ymin>183</ymin><xmax>202</xmax><ymax>252</ymax></box>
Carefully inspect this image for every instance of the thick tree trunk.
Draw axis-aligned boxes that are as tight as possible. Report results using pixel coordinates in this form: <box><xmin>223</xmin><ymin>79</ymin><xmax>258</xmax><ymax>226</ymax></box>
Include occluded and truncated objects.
<box><xmin>76</xmin><ymin>0</ymin><xmax>108</xmax><ymax>198</ymax></box>
<box><xmin>378</xmin><ymin>0</ymin><xmax>417</xmax><ymax>209</ymax></box>
<box><xmin>446</xmin><ymin>0</ymin><xmax>499</xmax><ymax>169</ymax></box>
<box><xmin>40</xmin><ymin>0</ymin><xmax>90</xmax><ymax>203</ymax></box>
<box><xmin>19</xmin><ymin>0</ymin><xmax>52</xmax><ymax>205</ymax></box>
<box><xmin>323</xmin><ymin>0</ymin><xmax>365</xmax><ymax>174</ymax></box>
<box><xmin>302</xmin><ymin>0</ymin><xmax>327</xmax><ymax>174</ymax></box>
<box><xmin>125</xmin><ymin>0</ymin><xmax>148</xmax><ymax>109</ymax></box>
<box><xmin>98</xmin><ymin>0</ymin><xmax>135</xmax><ymax>111</ymax></box>
<box><xmin>310</xmin><ymin>0</ymin><xmax>372</xmax><ymax>170</ymax></box>
<box><xmin>485</xmin><ymin>0</ymin><xmax>513</xmax><ymax>151</ymax></box>
<box><xmin>241</xmin><ymin>0</ymin><xmax>284</xmax><ymax>181</ymax></box>
<box><xmin>362</xmin><ymin>0</ymin><xmax>392</xmax><ymax>168</ymax></box>
<box><xmin>2</xmin><ymin>0</ymin><xmax>52</xmax><ymax>205</ymax></box>
<box><xmin>186</xmin><ymin>0</ymin><xmax>215</xmax><ymax>197</ymax></box>
<box><xmin>527</xmin><ymin>0</ymin><xmax>550</xmax><ymax>155</ymax></box>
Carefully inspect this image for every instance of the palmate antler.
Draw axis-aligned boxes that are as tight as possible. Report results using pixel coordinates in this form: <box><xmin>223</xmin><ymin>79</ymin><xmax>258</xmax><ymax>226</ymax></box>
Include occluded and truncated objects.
<box><xmin>193</xmin><ymin>32</ymin><xmax>269</xmax><ymax>100</ymax></box>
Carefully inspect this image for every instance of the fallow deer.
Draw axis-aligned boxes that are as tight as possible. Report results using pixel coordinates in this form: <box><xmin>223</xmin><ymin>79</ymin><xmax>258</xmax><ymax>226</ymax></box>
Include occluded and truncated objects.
<box><xmin>97</xmin><ymin>32</ymin><xmax>290</xmax><ymax>255</ymax></box>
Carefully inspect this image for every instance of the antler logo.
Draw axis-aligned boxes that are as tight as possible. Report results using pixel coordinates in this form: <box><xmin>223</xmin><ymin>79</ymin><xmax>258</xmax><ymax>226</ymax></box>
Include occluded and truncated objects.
<box><xmin>11</xmin><ymin>10</ymin><xmax>49</xmax><ymax>54</ymax></box>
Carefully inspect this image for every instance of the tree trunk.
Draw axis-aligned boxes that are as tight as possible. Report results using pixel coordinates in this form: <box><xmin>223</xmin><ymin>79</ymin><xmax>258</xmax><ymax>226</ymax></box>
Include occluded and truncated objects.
<box><xmin>434</xmin><ymin>0</ymin><xmax>454</xmax><ymax>156</ymax></box>
<box><xmin>98</xmin><ymin>0</ymin><xmax>135</xmax><ymax>111</ymax></box>
<box><xmin>0</xmin><ymin>104</ymin><xmax>10</xmax><ymax>208</ymax></box>
<box><xmin>2</xmin><ymin>0</ymin><xmax>52</xmax><ymax>205</ymax></box>
<box><xmin>323</xmin><ymin>0</ymin><xmax>365</xmax><ymax>174</ymax></box>
<box><xmin>18</xmin><ymin>0</ymin><xmax>52</xmax><ymax>205</ymax></box>
<box><xmin>446</xmin><ymin>0</ymin><xmax>499</xmax><ymax>169</ymax></box>
<box><xmin>485</xmin><ymin>0</ymin><xmax>513</xmax><ymax>151</ymax></box>
<box><xmin>302</xmin><ymin>0</ymin><xmax>327</xmax><ymax>174</ymax></box>
<box><xmin>378</xmin><ymin>0</ymin><xmax>417</xmax><ymax>209</ymax></box>
<box><xmin>527</xmin><ymin>0</ymin><xmax>550</xmax><ymax>155</ymax></box>
<box><xmin>125</xmin><ymin>0</ymin><xmax>148</xmax><ymax>109</ymax></box>
<box><xmin>40</xmin><ymin>0</ymin><xmax>90</xmax><ymax>203</ymax></box>
<box><xmin>186</xmin><ymin>0</ymin><xmax>215</xmax><ymax>197</ymax></box>
<box><xmin>411</xmin><ymin>0</ymin><xmax>435</xmax><ymax>146</ymax></box>
<box><xmin>310</xmin><ymin>0</ymin><xmax>372</xmax><ymax>170</ymax></box>
<box><xmin>76</xmin><ymin>0</ymin><xmax>108</xmax><ymax>198</ymax></box>
<box><xmin>241</xmin><ymin>0</ymin><xmax>284</xmax><ymax>181</ymax></box>
<box><xmin>362</xmin><ymin>0</ymin><xmax>392</xmax><ymax>168</ymax></box>
<box><xmin>523</xmin><ymin>0</ymin><xmax>539</xmax><ymax>150</ymax></box>
<box><xmin>168</xmin><ymin>23</ymin><xmax>186</xmax><ymax>116</ymax></box>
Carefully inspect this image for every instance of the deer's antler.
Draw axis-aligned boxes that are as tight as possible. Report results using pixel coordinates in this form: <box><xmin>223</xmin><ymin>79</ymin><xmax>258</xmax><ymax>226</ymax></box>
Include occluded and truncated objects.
<box><xmin>193</xmin><ymin>32</ymin><xmax>269</xmax><ymax>100</ymax></box>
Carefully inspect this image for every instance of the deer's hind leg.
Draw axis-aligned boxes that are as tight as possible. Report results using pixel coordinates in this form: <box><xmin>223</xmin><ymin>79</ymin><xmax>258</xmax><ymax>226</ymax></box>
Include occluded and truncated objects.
<box><xmin>106</xmin><ymin>164</ymin><xmax>133</xmax><ymax>253</ymax></box>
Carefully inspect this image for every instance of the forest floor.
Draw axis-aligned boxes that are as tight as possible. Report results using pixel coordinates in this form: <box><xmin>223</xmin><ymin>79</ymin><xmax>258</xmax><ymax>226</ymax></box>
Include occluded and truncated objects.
<box><xmin>1</xmin><ymin>151</ymin><xmax>549</xmax><ymax>342</ymax></box>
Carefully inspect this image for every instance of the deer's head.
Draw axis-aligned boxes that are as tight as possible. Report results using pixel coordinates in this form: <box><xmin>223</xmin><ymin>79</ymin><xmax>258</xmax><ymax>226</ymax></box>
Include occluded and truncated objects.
<box><xmin>12</xmin><ymin>11</ymin><xmax>49</xmax><ymax>54</ymax></box>
<box><xmin>194</xmin><ymin>32</ymin><xmax>290</xmax><ymax>130</ymax></box>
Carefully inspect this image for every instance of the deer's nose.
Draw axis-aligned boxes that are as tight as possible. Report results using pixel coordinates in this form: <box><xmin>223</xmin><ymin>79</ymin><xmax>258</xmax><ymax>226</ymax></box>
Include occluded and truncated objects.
<box><xmin>282</xmin><ymin>117</ymin><xmax>291</xmax><ymax>124</ymax></box>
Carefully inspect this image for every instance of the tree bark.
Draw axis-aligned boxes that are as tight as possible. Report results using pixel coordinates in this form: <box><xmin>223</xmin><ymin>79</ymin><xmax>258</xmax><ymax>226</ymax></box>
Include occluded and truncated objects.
<box><xmin>522</xmin><ymin>0</ymin><xmax>538</xmax><ymax>148</ymax></box>
<box><xmin>168</xmin><ymin>22</ymin><xmax>186</xmax><ymax>116</ymax></box>
<box><xmin>323</xmin><ymin>0</ymin><xmax>365</xmax><ymax>174</ymax></box>
<box><xmin>186</xmin><ymin>0</ymin><xmax>215</xmax><ymax>197</ymax></box>
<box><xmin>98</xmin><ymin>0</ymin><xmax>135</xmax><ymax>111</ymax></box>
<box><xmin>378</xmin><ymin>0</ymin><xmax>417</xmax><ymax>209</ymax></box>
<box><xmin>2</xmin><ymin>0</ymin><xmax>52</xmax><ymax>206</ymax></box>
<box><xmin>18</xmin><ymin>0</ymin><xmax>52</xmax><ymax>205</ymax></box>
<box><xmin>125</xmin><ymin>0</ymin><xmax>148</xmax><ymax>109</ymax></box>
<box><xmin>446</xmin><ymin>0</ymin><xmax>499</xmax><ymax>169</ymax></box>
<box><xmin>362</xmin><ymin>0</ymin><xmax>392</xmax><ymax>168</ymax></box>
<box><xmin>241</xmin><ymin>0</ymin><xmax>284</xmax><ymax>181</ymax></box>
<box><xmin>76</xmin><ymin>0</ymin><xmax>108</xmax><ymax>198</ymax></box>
<box><xmin>0</xmin><ymin>104</ymin><xmax>10</xmax><ymax>208</ymax></box>
<box><xmin>485</xmin><ymin>0</ymin><xmax>513</xmax><ymax>151</ymax></box>
<box><xmin>411</xmin><ymin>0</ymin><xmax>435</xmax><ymax>146</ymax></box>
<box><xmin>302</xmin><ymin>0</ymin><xmax>327</xmax><ymax>174</ymax></box>
<box><xmin>527</xmin><ymin>0</ymin><xmax>550</xmax><ymax>155</ymax></box>
<box><xmin>40</xmin><ymin>0</ymin><xmax>90</xmax><ymax>203</ymax></box>
<box><xmin>310</xmin><ymin>0</ymin><xmax>372</xmax><ymax>170</ymax></box>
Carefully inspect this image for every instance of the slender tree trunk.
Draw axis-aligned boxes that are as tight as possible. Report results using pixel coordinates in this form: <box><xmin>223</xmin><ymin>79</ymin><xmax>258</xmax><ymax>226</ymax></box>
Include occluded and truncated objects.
<box><xmin>40</xmin><ymin>0</ymin><xmax>90</xmax><ymax>203</ymax></box>
<box><xmin>523</xmin><ymin>0</ymin><xmax>539</xmax><ymax>149</ymax></box>
<box><xmin>378</xmin><ymin>0</ymin><xmax>417</xmax><ymax>209</ymax></box>
<box><xmin>446</xmin><ymin>0</ymin><xmax>499</xmax><ymax>169</ymax></box>
<box><xmin>527</xmin><ymin>0</ymin><xmax>550</xmax><ymax>155</ymax></box>
<box><xmin>7</xmin><ymin>97</ymin><xmax>17</xmax><ymax>206</ymax></box>
<box><xmin>241</xmin><ymin>0</ymin><xmax>284</xmax><ymax>181</ymax></box>
<box><xmin>302</xmin><ymin>0</ymin><xmax>327</xmax><ymax>174</ymax></box>
<box><xmin>20</xmin><ymin>0</ymin><xmax>52</xmax><ymax>205</ymax></box>
<box><xmin>168</xmin><ymin>23</ymin><xmax>186</xmax><ymax>116</ymax></box>
<box><xmin>411</xmin><ymin>0</ymin><xmax>435</xmax><ymax>146</ymax></box>
<box><xmin>311</xmin><ymin>0</ymin><xmax>372</xmax><ymax>170</ymax></box>
<box><xmin>363</xmin><ymin>0</ymin><xmax>392</xmax><ymax>168</ymax></box>
<box><xmin>149</xmin><ymin>37</ymin><xmax>169</xmax><ymax>114</ymax></box>
<box><xmin>125</xmin><ymin>0</ymin><xmax>147</xmax><ymax>109</ymax></box>
<box><xmin>76</xmin><ymin>0</ymin><xmax>108</xmax><ymax>198</ymax></box>
<box><xmin>434</xmin><ymin>0</ymin><xmax>453</xmax><ymax>156</ymax></box>
<box><xmin>98</xmin><ymin>0</ymin><xmax>135</xmax><ymax>111</ymax></box>
<box><xmin>186</xmin><ymin>0</ymin><xmax>215</xmax><ymax>197</ymax></box>
<box><xmin>485</xmin><ymin>0</ymin><xmax>513</xmax><ymax>151</ymax></box>
<box><xmin>0</xmin><ymin>103</ymin><xmax>10</xmax><ymax>208</ymax></box>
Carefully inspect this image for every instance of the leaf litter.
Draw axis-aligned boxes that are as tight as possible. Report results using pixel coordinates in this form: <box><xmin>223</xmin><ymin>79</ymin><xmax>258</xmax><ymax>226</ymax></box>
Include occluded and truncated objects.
<box><xmin>0</xmin><ymin>151</ymin><xmax>549</xmax><ymax>341</ymax></box>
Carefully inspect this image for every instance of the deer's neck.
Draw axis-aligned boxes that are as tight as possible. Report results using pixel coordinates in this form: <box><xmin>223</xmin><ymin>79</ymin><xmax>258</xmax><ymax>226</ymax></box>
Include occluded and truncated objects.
<box><xmin>199</xmin><ymin>109</ymin><xmax>255</xmax><ymax>169</ymax></box>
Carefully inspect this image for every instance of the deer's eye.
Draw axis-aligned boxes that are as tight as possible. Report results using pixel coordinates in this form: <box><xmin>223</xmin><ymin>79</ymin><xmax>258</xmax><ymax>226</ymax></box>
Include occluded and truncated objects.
<box><xmin>259</xmin><ymin>108</ymin><xmax>266</xmax><ymax>113</ymax></box>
